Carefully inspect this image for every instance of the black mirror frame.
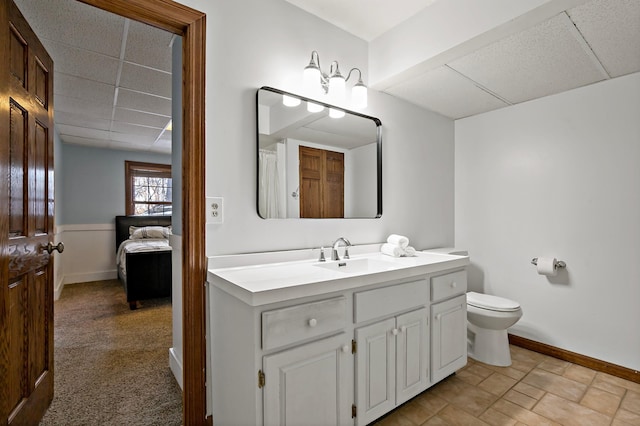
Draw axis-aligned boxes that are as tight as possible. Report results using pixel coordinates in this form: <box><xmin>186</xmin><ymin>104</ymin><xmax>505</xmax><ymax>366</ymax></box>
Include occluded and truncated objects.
<box><xmin>256</xmin><ymin>86</ymin><xmax>382</xmax><ymax>219</ymax></box>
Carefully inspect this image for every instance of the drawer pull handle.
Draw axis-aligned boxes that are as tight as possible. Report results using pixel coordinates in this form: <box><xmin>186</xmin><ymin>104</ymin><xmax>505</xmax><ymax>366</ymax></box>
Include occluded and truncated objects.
<box><xmin>341</xmin><ymin>345</ymin><xmax>350</xmax><ymax>353</ymax></box>
<box><xmin>308</xmin><ymin>318</ymin><xmax>317</xmax><ymax>327</ymax></box>
<box><xmin>450</xmin><ymin>282</ymin><xmax>457</xmax><ymax>288</ymax></box>
<box><xmin>391</xmin><ymin>328</ymin><xmax>399</xmax><ymax>336</ymax></box>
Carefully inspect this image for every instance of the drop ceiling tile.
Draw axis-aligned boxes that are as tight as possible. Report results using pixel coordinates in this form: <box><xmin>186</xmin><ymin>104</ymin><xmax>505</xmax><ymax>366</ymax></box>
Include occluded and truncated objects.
<box><xmin>113</xmin><ymin>108</ymin><xmax>170</xmax><ymax>128</ymax></box>
<box><xmin>55</xmin><ymin>95</ymin><xmax>114</xmax><ymax>119</ymax></box>
<box><xmin>55</xmin><ymin>111</ymin><xmax>111</xmax><ymax>131</ymax></box>
<box><xmin>385</xmin><ymin>66</ymin><xmax>509</xmax><ymax>119</ymax></box>
<box><xmin>56</xmin><ymin>124</ymin><xmax>112</xmax><ymax>141</ymax></box>
<box><xmin>45</xmin><ymin>40</ymin><xmax>120</xmax><ymax>85</ymax></box>
<box><xmin>14</xmin><ymin>0</ymin><xmax>124</xmax><ymax>57</ymax></box>
<box><xmin>111</xmin><ymin>122</ymin><xmax>164</xmax><ymax>138</ymax></box>
<box><xmin>117</xmin><ymin>89</ymin><xmax>171</xmax><ymax>116</ymax></box>
<box><xmin>108</xmin><ymin>131</ymin><xmax>155</xmax><ymax>145</ymax></box>
<box><xmin>124</xmin><ymin>20</ymin><xmax>174</xmax><ymax>72</ymax></box>
<box><xmin>119</xmin><ymin>62</ymin><xmax>172</xmax><ymax>98</ymax></box>
<box><xmin>568</xmin><ymin>0</ymin><xmax>640</xmax><ymax>78</ymax></box>
<box><xmin>59</xmin><ymin>134</ymin><xmax>112</xmax><ymax>149</ymax></box>
<box><xmin>448</xmin><ymin>13</ymin><xmax>608</xmax><ymax>104</ymax></box>
<box><xmin>54</xmin><ymin>73</ymin><xmax>115</xmax><ymax>105</ymax></box>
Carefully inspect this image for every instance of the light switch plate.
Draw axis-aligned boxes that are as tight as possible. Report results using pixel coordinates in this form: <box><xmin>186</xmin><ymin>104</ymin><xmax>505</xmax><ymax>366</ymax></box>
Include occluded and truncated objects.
<box><xmin>207</xmin><ymin>197</ymin><xmax>223</xmax><ymax>224</ymax></box>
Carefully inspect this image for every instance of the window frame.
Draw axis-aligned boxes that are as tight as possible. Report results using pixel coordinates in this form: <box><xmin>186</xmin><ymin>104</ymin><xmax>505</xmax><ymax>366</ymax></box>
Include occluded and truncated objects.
<box><xmin>125</xmin><ymin>160</ymin><xmax>172</xmax><ymax>216</ymax></box>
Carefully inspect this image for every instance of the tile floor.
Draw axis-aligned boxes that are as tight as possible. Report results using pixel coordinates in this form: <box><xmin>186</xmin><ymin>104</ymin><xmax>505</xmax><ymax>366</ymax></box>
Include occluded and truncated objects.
<box><xmin>374</xmin><ymin>345</ymin><xmax>640</xmax><ymax>425</ymax></box>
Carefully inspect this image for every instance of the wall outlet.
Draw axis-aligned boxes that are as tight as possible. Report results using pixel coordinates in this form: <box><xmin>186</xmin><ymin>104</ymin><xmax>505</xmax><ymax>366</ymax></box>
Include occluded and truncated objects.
<box><xmin>207</xmin><ymin>197</ymin><xmax>223</xmax><ymax>224</ymax></box>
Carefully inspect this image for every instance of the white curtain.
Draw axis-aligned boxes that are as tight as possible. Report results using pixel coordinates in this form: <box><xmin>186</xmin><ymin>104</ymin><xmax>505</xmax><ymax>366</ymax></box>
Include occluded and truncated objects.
<box><xmin>259</xmin><ymin>150</ymin><xmax>282</xmax><ymax>218</ymax></box>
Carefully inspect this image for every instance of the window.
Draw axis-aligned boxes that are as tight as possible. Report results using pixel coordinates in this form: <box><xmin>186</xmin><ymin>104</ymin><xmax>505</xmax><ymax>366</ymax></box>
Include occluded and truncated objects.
<box><xmin>125</xmin><ymin>161</ymin><xmax>172</xmax><ymax>215</ymax></box>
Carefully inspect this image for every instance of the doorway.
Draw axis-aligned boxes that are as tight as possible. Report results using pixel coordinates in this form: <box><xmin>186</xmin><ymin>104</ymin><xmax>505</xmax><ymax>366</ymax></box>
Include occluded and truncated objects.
<box><xmin>69</xmin><ymin>1</ymin><xmax>207</xmax><ymax>424</ymax></box>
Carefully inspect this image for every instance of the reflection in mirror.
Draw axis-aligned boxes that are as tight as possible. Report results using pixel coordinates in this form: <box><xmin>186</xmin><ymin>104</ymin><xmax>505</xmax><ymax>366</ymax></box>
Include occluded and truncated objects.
<box><xmin>257</xmin><ymin>87</ymin><xmax>382</xmax><ymax>219</ymax></box>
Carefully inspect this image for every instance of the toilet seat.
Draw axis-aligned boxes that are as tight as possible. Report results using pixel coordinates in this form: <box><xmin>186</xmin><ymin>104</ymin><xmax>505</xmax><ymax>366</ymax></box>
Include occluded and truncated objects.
<box><xmin>467</xmin><ymin>291</ymin><xmax>520</xmax><ymax>312</ymax></box>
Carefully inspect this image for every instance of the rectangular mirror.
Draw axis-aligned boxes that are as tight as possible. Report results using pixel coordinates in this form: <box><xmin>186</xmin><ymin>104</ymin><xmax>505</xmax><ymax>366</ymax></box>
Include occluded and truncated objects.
<box><xmin>257</xmin><ymin>86</ymin><xmax>382</xmax><ymax>219</ymax></box>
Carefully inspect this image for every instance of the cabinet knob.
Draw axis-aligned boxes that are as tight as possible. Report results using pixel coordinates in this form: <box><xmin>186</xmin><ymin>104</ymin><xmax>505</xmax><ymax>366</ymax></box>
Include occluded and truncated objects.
<box><xmin>341</xmin><ymin>345</ymin><xmax>350</xmax><ymax>353</ymax></box>
<box><xmin>391</xmin><ymin>328</ymin><xmax>399</xmax><ymax>336</ymax></box>
<box><xmin>436</xmin><ymin>314</ymin><xmax>442</xmax><ymax>320</ymax></box>
<box><xmin>308</xmin><ymin>318</ymin><xmax>317</xmax><ymax>327</ymax></box>
<box><xmin>450</xmin><ymin>281</ymin><xmax>457</xmax><ymax>288</ymax></box>
<box><xmin>400</xmin><ymin>326</ymin><xmax>407</xmax><ymax>333</ymax></box>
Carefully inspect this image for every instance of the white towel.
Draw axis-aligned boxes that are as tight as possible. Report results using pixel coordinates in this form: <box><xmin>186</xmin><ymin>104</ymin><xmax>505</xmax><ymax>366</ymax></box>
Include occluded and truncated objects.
<box><xmin>387</xmin><ymin>234</ymin><xmax>409</xmax><ymax>249</ymax></box>
<box><xmin>403</xmin><ymin>246</ymin><xmax>416</xmax><ymax>257</ymax></box>
<box><xmin>381</xmin><ymin>243</ymin><xmax>403</xmax><ymax>257</ymax></box>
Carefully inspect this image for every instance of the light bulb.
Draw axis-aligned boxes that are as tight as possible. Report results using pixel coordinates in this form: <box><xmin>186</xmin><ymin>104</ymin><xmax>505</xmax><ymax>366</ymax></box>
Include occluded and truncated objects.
<box><xmin>329</xmin><ymin>108</ymin><xmax>345</xmax><ymax>118</ymax></box>
<box><xmin>351</xmin><ymin>82</ymin><xmax>367</xmax><ymax>109</ymax></box>
<box><xmin>307</xmin><ymin>101</ymin><xmax>324</xmax><ymax>113</ymax></box>
<box><xmin>282</xmin><ymin>95</ymin><xmax>301</xmax><ymax>107</ymax></box>
<box><xmin>328</xmin><ymin>74</ymin><xmax>346</xmax><ymax>103</ymax></box>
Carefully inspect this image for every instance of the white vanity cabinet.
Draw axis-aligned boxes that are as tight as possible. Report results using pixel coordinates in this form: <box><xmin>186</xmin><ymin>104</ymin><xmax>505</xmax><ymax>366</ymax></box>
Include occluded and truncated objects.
<box><xmin>353</xmin><ymin>279</ymin><xmax>430</xmax><ymax>426</ymax></box>
<box><xmin>263</xmin><ymin>333</ymin><xmax>352</xmax><ymax>426</ymax></box>
<box><xmin>430</xmin><ymin>270</ymin><xmax>468</xmax><ymax>383</ymax></box>
<box><xmin>261</xmin><ymin>297</ymin><xmax>352</xmax><ymax>426</ymax></box>
<box><xmin>208</xmin><ymin>250</ymin><xmax>470</xmax><ymax>426</ymax></box>
<box><xmin>354</xmin><ymin>308</ymin><xmax>429</xmax><ymax>425</ymax></box>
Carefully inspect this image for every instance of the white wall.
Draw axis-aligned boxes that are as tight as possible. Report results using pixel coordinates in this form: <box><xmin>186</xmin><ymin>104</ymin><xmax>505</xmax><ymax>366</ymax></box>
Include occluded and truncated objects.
<box><xmin>176</xmin><ymin>0</ymin><xmax>455</xmax><ymax>255</ymax></box>
<box><xmin>455</xmin><ymin>72</ymin><xmax>640</xmax><ymax>371</ymax></box>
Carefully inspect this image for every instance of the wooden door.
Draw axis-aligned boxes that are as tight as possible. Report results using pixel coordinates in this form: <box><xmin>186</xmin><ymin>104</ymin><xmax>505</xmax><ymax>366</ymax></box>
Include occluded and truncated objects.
<box><xmin>1</xmin><ymin>1</ymin><xmax>56</xmax><ymax>424</ymax></box>
<box><xmin>396</xmin><ymin>308</ymin><xmax>429</xmax><ymax>405</ymax></box>
<box><xmin>299</xmin><ymin>146</ymin><xmax>322</xmax><ymax>218</ymax></box>
<box><xmin>299</xmin><ymin>146</ymin><xmax>344</xmax><ymax>218</ymax></box>
<box><xmin>355</xmin><ymin>317</ymin><xmax>395</xmax><ymax>426</ymax></box>
<box><xmin>431</xmin><ymin>295</ymin><xmax>467</xmax><ymax>383</ymax></box>
<box><xmin>263</xmin><ymin>334</ymin><xmax>352</xmax><ymax>426</ymax></box>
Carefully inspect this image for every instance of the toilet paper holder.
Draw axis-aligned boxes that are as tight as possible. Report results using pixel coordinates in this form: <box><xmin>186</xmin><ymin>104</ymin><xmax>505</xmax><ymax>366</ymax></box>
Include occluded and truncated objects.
<box><xmin>531</xmin><ymin>258</ymin><xmax>566</xmax><ymax>269</ymax></box>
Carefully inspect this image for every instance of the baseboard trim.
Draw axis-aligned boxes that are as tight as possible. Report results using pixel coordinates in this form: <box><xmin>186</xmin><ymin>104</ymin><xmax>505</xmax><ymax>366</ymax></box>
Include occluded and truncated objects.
<box><xmin>63</xmin><ymin>270</ymin><xmax>117</xmax><ymax>285</ymax></box>
<box><xmin>169</xmin><ymin>347</ymin><xmax>183</xmax><ymax>390</ymax></box>
<box><xmin>54</xmin><ymin>278</ymin><xmax>64</xmax><ymax>301</ymax></box>
<box><xmin>508</xmin><ymin>334</ymin><xmax>640</xmax><ymax>384</ymax></box>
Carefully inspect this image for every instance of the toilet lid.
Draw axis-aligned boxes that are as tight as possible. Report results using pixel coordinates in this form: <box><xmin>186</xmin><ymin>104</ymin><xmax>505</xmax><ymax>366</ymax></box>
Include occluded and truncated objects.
<box><xmin>467</xmin><ymin>292</ymin><xmax>520</xmax><ymax>312</ymax></box>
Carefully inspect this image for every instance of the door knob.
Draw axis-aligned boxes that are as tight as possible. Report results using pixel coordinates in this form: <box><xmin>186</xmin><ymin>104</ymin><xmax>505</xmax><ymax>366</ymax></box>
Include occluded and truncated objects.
<box><xmin>45</xmin><ymin>242</ymin><xmax>65</xmax><ymax>254</ymax></box>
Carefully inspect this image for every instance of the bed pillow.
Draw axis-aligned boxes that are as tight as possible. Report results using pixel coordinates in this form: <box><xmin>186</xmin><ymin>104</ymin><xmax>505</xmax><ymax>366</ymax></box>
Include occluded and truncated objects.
<box><xmin>129</xmin><ymin>226</ymin><xmax>171</xmax><ymax>239</ymax></box>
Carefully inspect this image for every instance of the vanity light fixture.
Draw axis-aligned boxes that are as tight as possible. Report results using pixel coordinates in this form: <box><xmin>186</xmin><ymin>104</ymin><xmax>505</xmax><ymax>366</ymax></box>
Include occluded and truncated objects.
<box><xmin>301</xmin><ymin>50</ymin><xmax>368</xmax><ymax>112</ymax></box>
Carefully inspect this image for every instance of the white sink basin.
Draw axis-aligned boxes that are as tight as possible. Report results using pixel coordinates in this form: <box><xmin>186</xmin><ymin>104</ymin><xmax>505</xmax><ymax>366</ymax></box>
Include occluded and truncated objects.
<box><xmin>313</xmin><ymin>258</ymin><xmax>399</xmax><ymax>274</ymax></box>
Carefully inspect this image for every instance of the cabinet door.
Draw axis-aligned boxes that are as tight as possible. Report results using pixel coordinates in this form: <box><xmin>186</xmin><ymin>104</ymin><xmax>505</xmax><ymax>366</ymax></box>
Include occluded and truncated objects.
<box><xmin>263</xmin><ymin>334</ymin><xmax>352</xmax><ymax>426</ymax></box>
<box><xmin>355</xmin><ymin>318</ymin><xmax>396</xmax><ymax>426</ymax></box>
<box><xmin>396</xmin><ymin>308</ymin><xmax>429</xmax><ymax>405</ymax></box>
<box><xmin>431</xmin><ymin>294</ymin><xmax>467</xmax><ymax>383</ymax></box>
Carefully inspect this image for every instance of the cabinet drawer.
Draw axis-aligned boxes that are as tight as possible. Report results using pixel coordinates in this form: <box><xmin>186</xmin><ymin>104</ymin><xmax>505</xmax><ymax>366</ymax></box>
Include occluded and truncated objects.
<box><xmin>262</xmin><ymin>296</ymin><xmax>346</xmax><ymax>351</ymax></box>
<box><xmin>431</xmin><ymin>270</ymin><xmax>467</xmax><ymax>302</ymax></box>
<box><xmin>354</xmin><ymin>279</ymin><xmax>428</xmax><ymax>323</ymax></box>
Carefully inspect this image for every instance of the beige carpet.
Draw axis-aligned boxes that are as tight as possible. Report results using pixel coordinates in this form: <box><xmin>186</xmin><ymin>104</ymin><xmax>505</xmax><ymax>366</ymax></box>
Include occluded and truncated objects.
<box><xmin>40</xmin><ymin>279</ymin><xmax>182</xmax><ymax>425</ymax></box>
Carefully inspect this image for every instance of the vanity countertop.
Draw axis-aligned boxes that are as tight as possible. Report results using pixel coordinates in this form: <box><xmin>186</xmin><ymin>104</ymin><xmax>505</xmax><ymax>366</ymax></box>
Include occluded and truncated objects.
<box><xmin>208</xmin><ymin>249</ymin><xmax>469</xmax><ymax>306</ymax></box>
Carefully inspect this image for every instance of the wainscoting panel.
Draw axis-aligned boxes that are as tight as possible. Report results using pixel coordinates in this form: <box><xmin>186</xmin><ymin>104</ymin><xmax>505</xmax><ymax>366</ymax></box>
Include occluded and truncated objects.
<box><xmin>57</xmin><ymin>224</ymin><xmax>117</xmax><ymax>292</ymax></box>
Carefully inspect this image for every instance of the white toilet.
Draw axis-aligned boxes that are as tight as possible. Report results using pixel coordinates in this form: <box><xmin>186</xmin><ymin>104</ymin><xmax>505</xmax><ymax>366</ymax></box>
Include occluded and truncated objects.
<box><xmin>466</xmin><ymin>291</ymin><xmax>522</xmax><ymax>366</ymax></box>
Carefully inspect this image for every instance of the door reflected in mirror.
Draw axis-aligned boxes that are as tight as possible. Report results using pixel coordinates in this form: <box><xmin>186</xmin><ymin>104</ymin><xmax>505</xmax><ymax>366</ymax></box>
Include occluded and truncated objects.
<box><xmin>257</xmin><ymin>87</ymin><xmax>382</xmax><ymax>219</ymax></box>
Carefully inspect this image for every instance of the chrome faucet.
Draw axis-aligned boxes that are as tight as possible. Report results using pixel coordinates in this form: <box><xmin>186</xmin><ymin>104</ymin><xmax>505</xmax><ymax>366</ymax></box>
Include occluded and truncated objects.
<box><xmin>331</xmin><ymin>237</ymin><xmax>351</xmax><ymax>261</ymax></box>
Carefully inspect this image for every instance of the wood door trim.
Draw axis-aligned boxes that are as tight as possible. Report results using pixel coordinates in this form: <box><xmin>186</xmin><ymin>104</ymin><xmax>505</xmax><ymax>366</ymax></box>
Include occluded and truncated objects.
<box><xmin>75</xmin><ymin>1</ymin><xmax>207</xmax><ymax>424</ymax></box>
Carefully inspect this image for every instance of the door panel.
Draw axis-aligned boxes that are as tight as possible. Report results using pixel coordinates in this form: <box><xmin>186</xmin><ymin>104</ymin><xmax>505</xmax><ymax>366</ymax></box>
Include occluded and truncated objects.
<box><xmin>1</xmin><ymin>0</ymin><xmax>55</xmax><ymax>424</ymax></box>
<box><xmin>263</xmin><ymin>334</ymin><xmax>352</xmax><ymax>426</ymax></box>
<box><xmin>396</xmin><ymin>308</ymin><xmax>429</xmax><ymax>405</ymax></box>
<box><xmin>299</xmin><ymin>146</ymin><xmax>344</xmax><ymax>218</ymax></box>
<box><xmin>355</xmin><ymin>318</ymin><xmax>395</xmax><ymax>426</ymax></box>
<box><xmin>431</xmin><ymin>295</ymin><xmax>467</xmax><ymax>383</ymax></box>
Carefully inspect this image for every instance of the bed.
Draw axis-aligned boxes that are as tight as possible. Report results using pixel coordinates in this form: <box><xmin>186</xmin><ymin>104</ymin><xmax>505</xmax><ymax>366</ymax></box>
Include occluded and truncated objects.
<box><xmin>115</xmin><ymin>215</ymin><xmax>172</xmax><ymax>309</ymax></box>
